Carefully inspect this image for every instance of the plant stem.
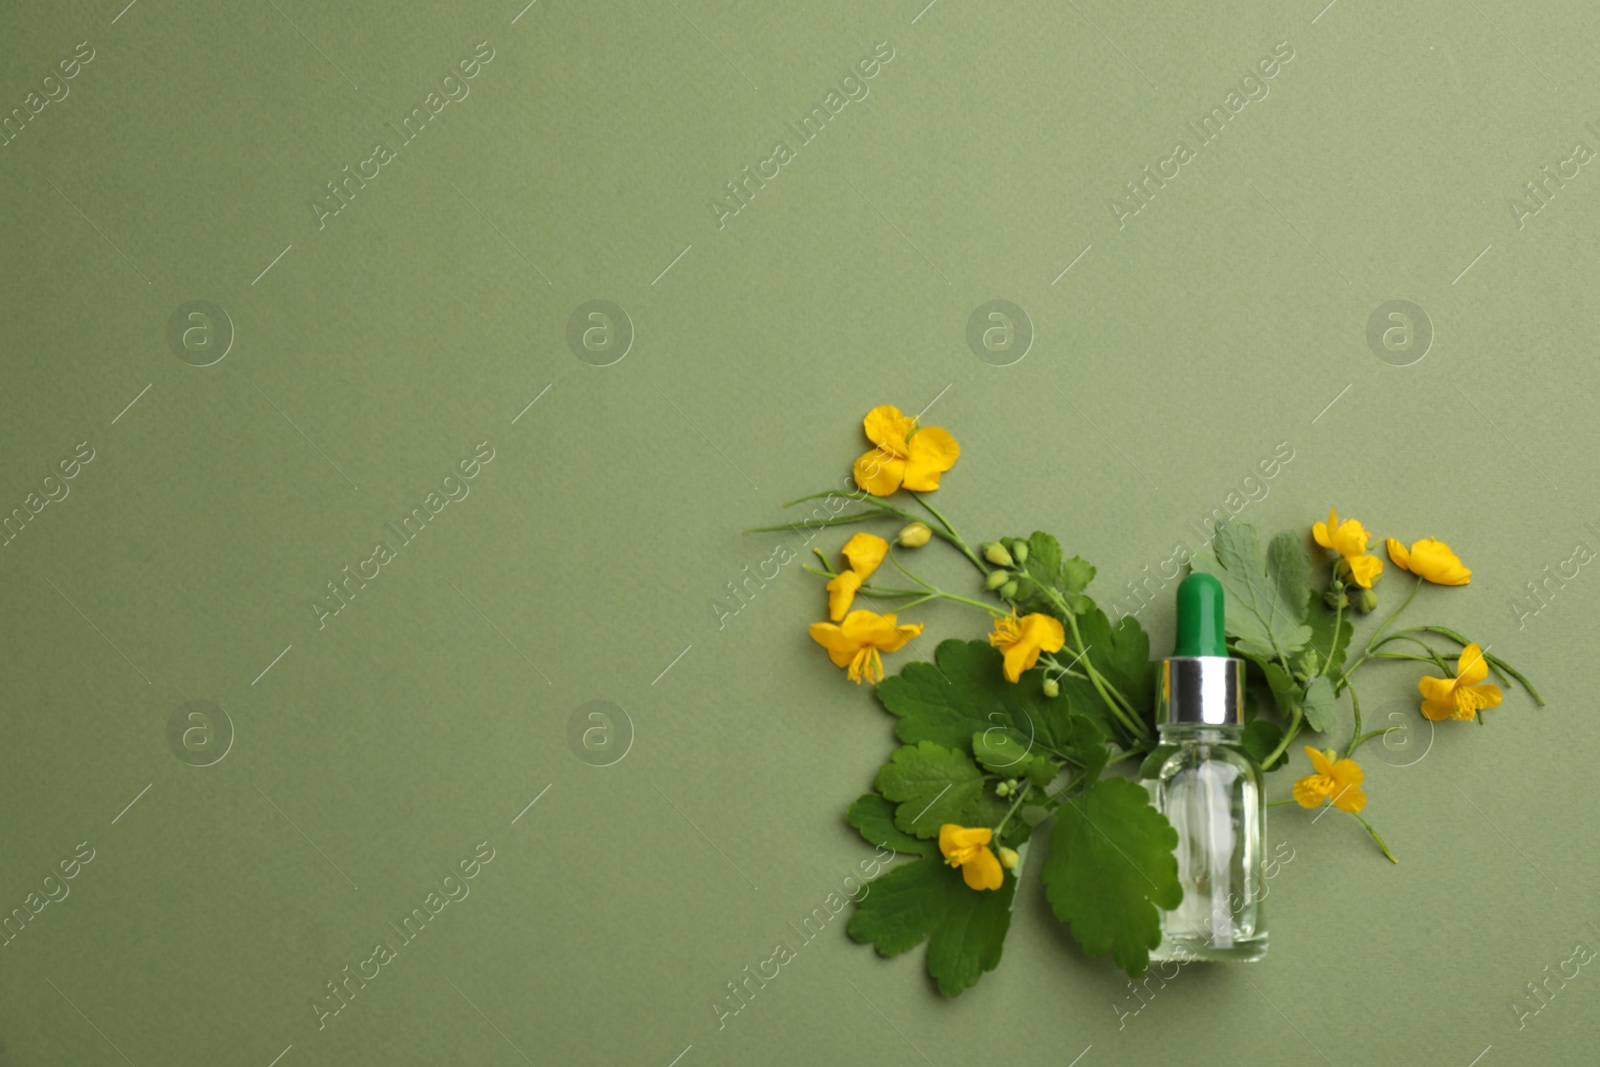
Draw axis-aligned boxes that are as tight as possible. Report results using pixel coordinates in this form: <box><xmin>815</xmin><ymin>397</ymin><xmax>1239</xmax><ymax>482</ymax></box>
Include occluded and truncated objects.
<box><xmin>1346</xmin><ymin>682</ymin><xmax>1362</xmax><ymax>751</ymax></box>
<box><xmin>1062</xmin><ymin>609</ymin><xmax>1148</xmax><ymax>740</ymax></box>
<box><xmin>1261</xmin><ymin>703</ymin><xmax>1303</xmax><ymax>770</ymax></box>
<box><xmin>1039</xmin><ymin>653</ymin><xmax>1090</xmax><ymax>681</ymax></box>
<box><xmin>1346</xmin><ymin>727</ymin><xmax>1392</xmax><ymax>754</ymax></box>
<box><xmin>1353</xmin><ymin>812</ymin><xmax>1399</xmax><ymax>863</ymax></box>
<box><xmin>896</xmin><ymin>590</ymin><xmax>1010</xmax><ymax>617</ymax></box>
<box><xmin>1325</xmin><ymin>592</ymin><xmax>1345</xmax><ymax>676</ymax></box>
<box><xmin>1378</xmin><ymin>633</ymin><xmax>1454</xmax><ymax>670</ymax></box>
<box><xmin>1266</xmin><ymin>798</ymin><xmax>1298</xmax><ymax>807</ymax></box>
<box><xmin>910</xmin><ymin>492</ymin><xmax>990</xmax><ymax>574</ymax></box>
<box><xmin>1341</xmin><ymin>576</ymin><xmax>1422</xmax><ymax>680</ymax></box>
<box><xmin>992</xmin><ymin>785</ymin><xmax>1031</xmax><ymax>840</ymax></box>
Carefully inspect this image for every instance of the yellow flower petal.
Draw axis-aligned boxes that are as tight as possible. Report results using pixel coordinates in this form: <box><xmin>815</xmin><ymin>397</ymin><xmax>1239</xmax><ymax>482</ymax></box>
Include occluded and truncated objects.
<box><xmin>1406</xmin><ymin>538</ymin><xmax>1471</xmax><ymax>586</ymax></box>
<box><xmin>962</xmin><ymin>845</ymin><xmax>1004</xmax><ymax>891</ymax></box>
<box><xmin>1303</xmin><ymin>745</ymin><xmax>1335</xmax><ymax>778</ymax></box>
<box><xmin>1419</xmin><ymin>696</ymin><xmax>1456</xmax><ymax>721</ymax></box>
<box><xmin>1331</xmin><ymin>782</ymin><xmax>1367</xmax><ymax>814</ymax></box>
<box><xmin>808</xmin><ymin>621</ymin><xmax>858</xmax><ymax>666</ymax></box>
<box><xmin>1313</xmin><ymin>509</ymin><xmax>1339</xmax><ymax>550</ymax></box>
<box><xmin>810</xmin><ymin>611</ymin><xmax>922</xmax><ymax>682</ymax></box>
<box><xmin>1345</xmin><ymin>553</ymin><xmax>1384</xmax><ymax>589</ymax></box>
<box><xmin>1456</xmin><ymin>643</ymin><xmax>1489</xmax><ymax>687</ymax></box>
<box><xmin>861</xmin><ymin>405</ymin><xmax>913</xmax><ymax>456</ymax></box>
<box><xmin>940</xmin><ymin>824</ymin><xmax>992</xmax><ymax>860</ymax></box>
<box><xmin>826</xmin><ymin>571</ymin><xmax>863</xmax><ymax>621</ymax></box>
<box><xmin>839</xmin><ymin>532</ymin><xmax>889</xmax><ymax>579</ymax></box>
<box><xmin>1332</xmin><ymin>517</ymin><xmax>1373</xmax><ymax>558</ymax></box>
<box><xmin>1329</xmin><ymin>757</ymin><xmax>1365</xmax><ymax>791</ymax></box>
<box><xmin>1386</xmin><ymin>537</ymin><xmax>1412</xmax><ymax>572</ymax></box>
<box><xmin>853</xmin><ymin>448</ymin><xmax>906</xmax><ymax>496</ymax></box>
<box><xmin>989</xmin><ymin>613</ymin><xmax>1064</xmax><ymax>683</ymax></box>
<box><xmin>1455</xmin><ymin>682</ymin><xmax>1502</xmax><ymax>719</ymax></box>
<box><xmin>1416</xmin><ymin>674</ymin><xmax>1458</xmax><ymax>721</ymax></box>
<box><xmin>901</xmin><ymin>426</ymin><xmax>960</xmax><ymax>492</ymax></box>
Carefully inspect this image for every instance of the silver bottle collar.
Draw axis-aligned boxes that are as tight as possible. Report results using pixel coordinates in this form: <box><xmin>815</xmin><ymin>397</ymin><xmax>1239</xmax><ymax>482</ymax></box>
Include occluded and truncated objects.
<box><xmin>1157</xmin><ymin>656</ymin><xmax>1245</xmax><ymax>726</ymax></box>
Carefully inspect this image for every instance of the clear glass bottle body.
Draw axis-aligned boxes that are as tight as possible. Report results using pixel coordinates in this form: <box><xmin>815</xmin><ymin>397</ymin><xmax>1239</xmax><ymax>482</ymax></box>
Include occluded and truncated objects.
<box><xmin>1142</xmin><ymin>724</ymin><xmax>1268</xmax><ymax>962</ymax></box>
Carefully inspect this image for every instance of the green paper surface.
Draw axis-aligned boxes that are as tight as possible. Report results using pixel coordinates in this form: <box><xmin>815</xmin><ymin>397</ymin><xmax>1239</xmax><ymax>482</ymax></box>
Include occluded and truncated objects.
<box><xmin>2</xmin><ymin>0</ymin><xmax>1596</xmax><ymax>1063</ymax></box>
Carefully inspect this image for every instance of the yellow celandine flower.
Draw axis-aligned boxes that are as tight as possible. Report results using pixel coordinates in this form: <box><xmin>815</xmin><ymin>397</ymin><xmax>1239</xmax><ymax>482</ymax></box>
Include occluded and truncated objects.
<box><xmin>825</xmin><ymin>532</ymin><xmax>889</xmax><ymax>620</ymax></box>
<box><xmin>939</xmin><ymin>824</ymin><xmax>1004</xmax><ymax>891</ymax></box>
<box><xmin>989</xmin><ymin>612</ymin><xmax>1065</xmax><ymax>683</ymax></box>
<box><xmin>852</xmin><ymin>405</ymin><xmax>960</xmax><ymax>497</ymax></box>
<box><xmin>1312</xmin><ymin>508</ymin><xmax>1383</xmax><ymax>589</ymax></box>
<box><xmin>1387</xmin><ymin>537</ymin><xmax>1472</xmax><ymax>586</ymax></box>
<box><xmin>1418</xmin><ymin>642</ymin><xmax>1502</xmax><ymax>721</ymax></box>
<box><xmin>808</xmin><ymin>610</ymin><xmax>924</xmax><ymax>684</ymax></box>
<box><xmin>1293</xmin><ymin>746</ymin><xmax>1367</xmax><ymax>813</ymax></box>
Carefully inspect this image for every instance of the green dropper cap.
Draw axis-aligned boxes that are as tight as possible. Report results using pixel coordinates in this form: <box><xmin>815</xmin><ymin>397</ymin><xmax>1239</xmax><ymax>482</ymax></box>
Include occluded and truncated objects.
<box><xmin>1173</xmin><ymin>572</ymin><xmax>1227</xmax><ymax>657</ymax></box>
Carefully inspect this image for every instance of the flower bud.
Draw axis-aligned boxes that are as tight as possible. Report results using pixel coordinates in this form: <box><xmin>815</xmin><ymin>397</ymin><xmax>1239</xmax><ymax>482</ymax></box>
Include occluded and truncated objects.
<box><xmin>983</xmin><ymin>542</ymin><xmax>1014</xmax><ymax>567</ymax></box>
<box><xmin>1322</xmin><ymin>589</ymin><xmax>1346</xmax><ymax>610</ymax></box>
<box><xmin>898</xmin><ymin>522</ymin><xmax>932</xmax><ymax>548</ymax></box>
<box><xmin>985</xmin><ymin>569</ymin><xmax>1011</xmax><ymax>591</ymax></box>
<box><xmin>1000</xmin><ymin>580</ymin><xmax>1019</xmax><ymax>600</ymax></box>
<box><xmin>1011</xmin><ymin>541</ymin><xmax>1029</xmax><ymax>564</ymax></box>
<box><xmin>1042</xmin><ymin>677</ymin><xmax>1060</xmax><ymax>698</ymax></box>
<box><xmin>1333</xmin><ymin>557</ymin><xmax>1352</xmax><ymax>580</ymax></box>
<box><xmin>1352</xmin><ymin>587</ymin><xmax>1379</xmax><ymax>614</ymax></box>
<box><xmin>995</xmin><ymin>781</ymin><xmax>1012</xmax><ymax>797</ymax></box>
<box><xmin>998</xmin><ymin>846</ymin><xmax>1020</xmax><ymax>870</ymax></box>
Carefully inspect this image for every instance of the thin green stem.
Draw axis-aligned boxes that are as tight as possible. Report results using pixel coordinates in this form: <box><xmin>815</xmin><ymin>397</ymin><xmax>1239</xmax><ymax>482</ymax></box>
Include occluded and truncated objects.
<box><xmin>1266</xmin><ymin>798</ymin><xmax>1298</xmax><ymax>807</ymax></box>
<box><xmin>1346</xmin><ymin>727</ymin><xmax>1392</xmax><ymax>754</ymax></box>
<box><xmin>1324</xmin><ymin>592</ymin><xmax>1345</xmax><ymax>677</ymax></box>
<box><xmin>894</xmin><ymin>590</ymin><xmax>1010</xmax><ymax>616</ymax></box>
<box><xmin>1353</xmin><ymin>812</ymin><xmax>1399</xmax><ymax>863</ymax></box>
<box><xmin>1062</xmin><ymin>609</ymin><xmax>1148</xmax><ymax>740</ymax></box>
<box><xmin>1378</xmin><ymin>633</ymin><xmax>1454</xmax><ymax>673</ymax></box>
<box><xmin>1261</xmin><ymin>703</ymin><xmax>1302</xmax><ymax>769</ymax></box>
<box><xmin>885</xmin><ymin>550</ymin><xmax>935</xmax><ymax>591</ymax></box>
<box><xmin>1104</xmin><ymin>743</ymin><xmax>1153</xmax><ymax>767</ymax></box>
<box><xmin>798</xmin><ymin>566</ymin><xmax>927</xmax><ymax>598</ymax></box>
<box><xmin>1341</xmin><ymin>575</ymin><xmax>1423</xmax><ymax>680</ymax></box>
<box><xmin>992</xmin><ymin>785</ymin><xmax>1031</xmax><ymax>840</ymax></box>
<box><xmin>1039</xmin><ymin>653</ymin><xmax>1090</xmax><ymax>682</ymax></box>
<box><xmin>1347</xmin><ymin>682</ymin><xmax>1362</xmax><ymax>751</ymax></box>
<box><xmin>744</xmin><ymin>510</ymin><xmax>889</xmax><ymax>536</ymax></box>
<box><xmin>910</xmin><ymin>492</ymin><xmax>989</xmax><ymax>574</ymax></box>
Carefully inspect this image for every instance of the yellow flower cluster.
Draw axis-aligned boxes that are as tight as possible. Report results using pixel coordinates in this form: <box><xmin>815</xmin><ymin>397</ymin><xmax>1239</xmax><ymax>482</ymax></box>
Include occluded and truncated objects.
<box><xmin>806</xmin><ymin>406</ymin><xmax>963</xmax><ymax>684</ymax></box>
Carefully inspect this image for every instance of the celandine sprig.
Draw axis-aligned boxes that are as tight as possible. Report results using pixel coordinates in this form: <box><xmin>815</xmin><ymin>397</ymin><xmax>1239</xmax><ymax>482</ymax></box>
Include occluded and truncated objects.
<box><xmin>747</xmin><ymin>404</ymin><xmax>1543</xmax><ymax>994</ymax></box>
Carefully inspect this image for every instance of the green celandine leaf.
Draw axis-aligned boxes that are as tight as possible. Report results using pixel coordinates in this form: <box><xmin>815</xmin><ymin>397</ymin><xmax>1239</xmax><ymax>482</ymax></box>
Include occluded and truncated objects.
<box><xmin>847</xmin><ymin>793</ymin><xmax>931</xmax><ymax>856</ymax></box>
<box><xmin>875</xmin><ymin>742</ymin><xmax>1001</xmax><ymax>838</ymax></box>
<box><xmin>1258</xmin><ymin>661</ymin><xmax>1339</xmax><ymax>736</ymax></box>
<box><xmin>1299</xmin><ymin>675</ymin><xmax>1338</xmax><ymax>733</ymax></box>
<box><xmin>1241</xmin><ymin>720</ymin><xmax>1286</xmax><ymax>771</ymax></box>
<box><xmin>876</xmin><ymin>640</ymin><xmax>1076</xmax><ymax>757</ymax></box>
<box><xmin>1190</xmin><ymin>520</ymin><xmax>1312</xmax><ymax>662</ymax></box>
<box><xmin>1260</xmin><ymin>662</ymin><xmax>1303</xmax><ymax>724</ymax></box>
<box><xmin>1306</xmin><ymin>597</ymin><xmax>1354</xmax><ymax>677</ymax></box>
<box><xmin>847</xmin><ymin>852</ymin><xmax>1018</xmax><ymax>996</ymax></box>
<box><xmin>971</xmin><ymin>727</ymin><xmax>1032</xmax><ymax>773</ymax></box>
<box><xmin>1074</xmin><ymin>601</ymin><xmax>1156</xmax><ymax>717</ymax></box>
<box><xmin>1059</xmin><ymin>713</ymin><xmax>1109</xmax><ymax>785</ymax></box>
<box><xmin>1040</xmin><ymin>777</ymin><xmax>1183</xmax><ymax>978</ymax></box>
<box><xmin>1009</xmin><ymin>531</ymin><xmax>1096</xmax><ymax>616</ymax></box>
<box><xmin>1051</xmin><ymin>603</ymin><xmax>1157</xmax><ymax>744</ymax></box>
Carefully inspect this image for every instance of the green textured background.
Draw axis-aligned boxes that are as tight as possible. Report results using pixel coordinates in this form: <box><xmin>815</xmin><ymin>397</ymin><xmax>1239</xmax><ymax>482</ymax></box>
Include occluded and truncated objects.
<box><xmin>1</xmin><ymin>0</ymin><xmax>1596</xmax><ymax>1064</ymax></box>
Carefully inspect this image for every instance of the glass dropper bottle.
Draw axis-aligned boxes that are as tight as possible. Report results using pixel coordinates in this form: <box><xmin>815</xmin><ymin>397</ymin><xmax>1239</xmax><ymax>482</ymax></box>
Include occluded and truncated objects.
<box><xmin>1143</xmin><ymin>572</ymin><xmax>1268</xmax><ymax>962</ymax></box>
